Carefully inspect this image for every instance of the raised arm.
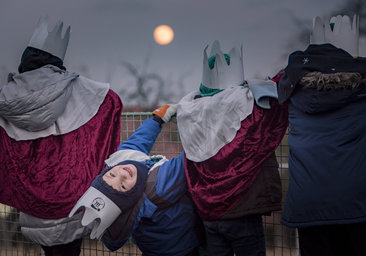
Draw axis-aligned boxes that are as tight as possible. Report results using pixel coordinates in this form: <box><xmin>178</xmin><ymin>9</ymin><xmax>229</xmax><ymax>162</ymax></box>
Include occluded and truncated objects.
<box><xmin>117</xmin><ymin>104</ymin><xmax>177</xmax><ymax>154</ymax></box>
<box><xmin>117</xmin><ymin>117</ymin><xmax>162</xmax><ymax>154</ymax></box>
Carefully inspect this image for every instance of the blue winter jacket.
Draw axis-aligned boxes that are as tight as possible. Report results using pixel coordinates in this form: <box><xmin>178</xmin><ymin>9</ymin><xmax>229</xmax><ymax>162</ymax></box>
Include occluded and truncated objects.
<box><xmin>280</xmin><ymin>44</ymin><xmax>366</xmax><ymax>228</ymax></box>
<box><xmin>101</xmin><ymin>117</ymin><xmax>202</xmax><ymax>256</ymax></box>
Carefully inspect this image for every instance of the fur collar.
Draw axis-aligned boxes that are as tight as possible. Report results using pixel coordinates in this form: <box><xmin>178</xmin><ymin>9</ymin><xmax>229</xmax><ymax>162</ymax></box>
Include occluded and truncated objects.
<box><xmin>300</xmin><ymin>72</ymin><xmax>366</xmax><ymax>90</ymax></box>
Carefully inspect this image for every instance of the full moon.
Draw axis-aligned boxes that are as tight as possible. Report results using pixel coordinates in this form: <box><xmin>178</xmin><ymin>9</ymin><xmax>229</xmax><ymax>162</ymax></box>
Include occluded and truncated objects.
<box><xmin>153</xmin><ymin>25</ymin><xmax>174</xmax><ymax>45</ymax></box>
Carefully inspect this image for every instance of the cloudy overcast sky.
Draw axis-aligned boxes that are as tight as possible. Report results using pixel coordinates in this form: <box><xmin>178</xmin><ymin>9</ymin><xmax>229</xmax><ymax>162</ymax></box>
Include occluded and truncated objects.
<box><xmin>0</xmin><ymin>0</ymin><xmax>358</xmax><ymax>104</ymax></box>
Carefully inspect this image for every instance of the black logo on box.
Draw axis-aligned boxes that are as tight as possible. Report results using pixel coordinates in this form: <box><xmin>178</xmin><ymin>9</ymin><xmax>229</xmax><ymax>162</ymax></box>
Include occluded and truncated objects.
<box><xmin>91</xmin><ymin>198</ymin><xmax>105</xmax><ymax>211</ymax></box>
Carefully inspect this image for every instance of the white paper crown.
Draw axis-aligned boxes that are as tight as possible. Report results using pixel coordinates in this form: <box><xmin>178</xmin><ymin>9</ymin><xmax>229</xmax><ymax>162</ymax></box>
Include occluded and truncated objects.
<box><xmin>69</xmin><ymin>187</ymin><xmax>121</xmax><ymax>240</ymax></box>
<box><xmin>201</xmin><ymin>40</ymin><xmax>245</xmax><ymax>90</ymax></box>
<box><xmin>310</xmin><ymin>14</ymin><xmax>359</xmax><ymax>57</ymax></box>
<box><xmin>28</xmin><ymin>17</ymin><xmax>71</xmax><ymax>60</ymax></box>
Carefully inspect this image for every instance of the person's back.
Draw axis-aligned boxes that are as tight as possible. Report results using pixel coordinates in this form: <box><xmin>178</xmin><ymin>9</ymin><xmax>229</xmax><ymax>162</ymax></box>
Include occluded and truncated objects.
<box><xmin>176</xmin><ymin>41</ymin><xmax>288</xmax><ymax>256</ymax></box>
<box><xmin>0</xmin><ymin>17</ymin><xmax>123</xmax><ymax>256</ymax></box>
<box><xmin>279</xmin><ymin>14</ymin><xmax>366</xmax><ymax>256</ymax></box>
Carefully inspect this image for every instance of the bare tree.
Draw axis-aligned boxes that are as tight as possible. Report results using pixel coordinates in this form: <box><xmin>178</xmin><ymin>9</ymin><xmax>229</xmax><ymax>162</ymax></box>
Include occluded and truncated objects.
<box><xmin>111</xmin><ymin>48</ymin><xmax>191</xmax><ymax>110</ymax></box>
<box><xmin>120</xmin><ymin>61</ymin><xmax>165</xmax><ymax>110</ymax></box>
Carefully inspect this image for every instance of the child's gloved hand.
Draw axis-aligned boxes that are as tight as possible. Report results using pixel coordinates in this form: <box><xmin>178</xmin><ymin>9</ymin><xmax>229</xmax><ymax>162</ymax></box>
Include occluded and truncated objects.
<box><xmin>152</xmin><ymin>104</ymin><xmax>177</xmax><ymax>123</ymax></box>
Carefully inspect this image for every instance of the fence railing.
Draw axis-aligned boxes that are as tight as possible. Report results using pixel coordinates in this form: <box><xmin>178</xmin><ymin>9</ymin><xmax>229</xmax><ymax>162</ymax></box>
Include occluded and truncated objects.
<box><xmin>0</xmin><ymin>112</ymin><xmax>298</xmax><ymax>256</ymax></box>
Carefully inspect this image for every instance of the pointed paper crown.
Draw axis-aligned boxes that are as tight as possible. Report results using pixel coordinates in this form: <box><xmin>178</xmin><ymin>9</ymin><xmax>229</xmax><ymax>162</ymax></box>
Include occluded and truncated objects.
<box><xmin>310</xmin><ymin>14</ymin><xmax>359</xmax><ymax>57</ymax></box>
<box><xmin>201</xmin><ymin>40</ymin><xmax>245</xmax><ymax>90</ymax></box>
<box><xmin>28</xmin><ymin>17</ymin><xmax>71</xmax><ymax>60</ymax></box>
<box><xmin>69</xmin><ymin>187</ymin><xmax>121</xmax><ymax>239</ymax></box>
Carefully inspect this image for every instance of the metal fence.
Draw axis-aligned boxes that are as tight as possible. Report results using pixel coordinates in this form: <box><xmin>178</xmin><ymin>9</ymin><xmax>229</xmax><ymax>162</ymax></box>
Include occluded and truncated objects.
<box><xmin>0</xmin><ymin>112</ymin><xmax>298</xmax><ymax>256</ymax></box>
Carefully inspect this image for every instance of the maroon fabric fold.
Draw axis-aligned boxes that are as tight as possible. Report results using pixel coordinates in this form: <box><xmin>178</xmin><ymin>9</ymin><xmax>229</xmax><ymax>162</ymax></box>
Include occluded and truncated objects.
<box><xmin>0</xmin><ymin>90</ymin><xmax>122</xmax><ymax>219</ymax></box>
<box><xmin>185</xmin><ymin>99</ymin><xmax>288</xmax><ymax>220</ymax></box>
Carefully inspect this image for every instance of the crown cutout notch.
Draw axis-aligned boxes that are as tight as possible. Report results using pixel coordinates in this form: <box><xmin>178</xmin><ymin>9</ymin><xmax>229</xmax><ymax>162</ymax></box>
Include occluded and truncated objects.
<box><xmin>310</xmin><ymin>14</ymin><xmax>359</xmax><ymax>57</ymax></box>
<box><xmin>202</xmin><ymin>40</ymin><xmax>245</xmax><ymax>90</ymax></box>
<box><xmin>69</xmin><ymin>187</ymin><xmax>121</xmax><ymax>240</ymax></box>
<box><xmin>28</xmin><ymin>16</ymin><xmax>71</xmax><ymax>60</ymax></box>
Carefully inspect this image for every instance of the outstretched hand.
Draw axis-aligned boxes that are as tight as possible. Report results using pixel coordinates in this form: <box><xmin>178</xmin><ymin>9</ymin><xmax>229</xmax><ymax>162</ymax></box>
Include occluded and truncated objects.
<box><xmin>152</xmin><ymin>104</ymin><xmax>177</xmax><ymax>123</ymax></box>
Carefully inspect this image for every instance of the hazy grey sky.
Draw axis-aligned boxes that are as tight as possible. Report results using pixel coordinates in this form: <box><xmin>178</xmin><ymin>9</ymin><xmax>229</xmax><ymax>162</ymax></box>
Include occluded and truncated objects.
<box><xmin>0</xmin><ymin>0</ymin><xmax>358</xmax><ymax>103</ymax></box>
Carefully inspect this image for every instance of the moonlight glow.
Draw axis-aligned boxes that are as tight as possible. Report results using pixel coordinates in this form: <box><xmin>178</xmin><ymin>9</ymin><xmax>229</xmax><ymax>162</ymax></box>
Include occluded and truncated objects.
<box><xmin>153</xmin><ymin>25</ymin><xmax>174</xmax><ymax>45</ymax></box>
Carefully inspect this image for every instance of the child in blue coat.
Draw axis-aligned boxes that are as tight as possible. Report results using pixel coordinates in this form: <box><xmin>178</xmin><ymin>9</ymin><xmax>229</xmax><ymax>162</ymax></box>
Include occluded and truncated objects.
<box><xmin>70</xmin><ymin>105</ymin><xmax>204</xmax><ymax>256</ymax></box>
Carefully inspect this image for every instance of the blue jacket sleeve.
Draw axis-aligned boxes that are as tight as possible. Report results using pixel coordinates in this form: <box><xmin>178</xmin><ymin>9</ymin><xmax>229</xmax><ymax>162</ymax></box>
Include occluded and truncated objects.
<box><xmin>155</xmin><ymin>151</ymin><xmax>187</xmax><ymax>204</ymax></box>
<box><xmin>117</xmin><ymin>117</ymin><xmax>162</xmax><ymax>154</ymax></box>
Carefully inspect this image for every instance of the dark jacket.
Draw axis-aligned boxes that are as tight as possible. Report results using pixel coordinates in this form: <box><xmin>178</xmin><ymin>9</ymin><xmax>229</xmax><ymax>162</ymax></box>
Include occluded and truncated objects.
<box><xmin>222</xmin><ymin>152</ymin><xmax>282</xmax><ymax>219</ymax></box>
<box><xmin>280</xmin><ymin>44</ymin><xmax>366</xmax><ymax>228</ymax></box>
